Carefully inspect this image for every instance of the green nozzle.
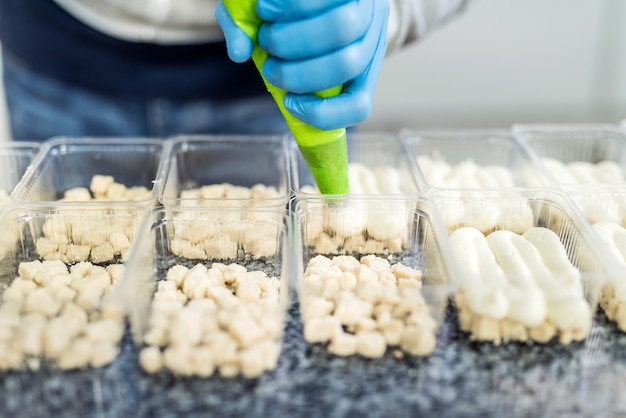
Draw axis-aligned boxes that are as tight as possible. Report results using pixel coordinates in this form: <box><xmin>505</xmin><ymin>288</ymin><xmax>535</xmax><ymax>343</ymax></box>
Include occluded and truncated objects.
<box><xmin>222</xmin><ymin>0</ymin><xmax>349</xmax><ymax>194</ymax></box>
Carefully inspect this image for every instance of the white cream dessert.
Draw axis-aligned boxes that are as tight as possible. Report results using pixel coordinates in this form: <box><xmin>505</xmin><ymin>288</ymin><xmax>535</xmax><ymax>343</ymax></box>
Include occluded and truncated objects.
<box><xmin>575</xmin><ymin>194</ymin><xmax>624</xmax><ymax>225</ymax></box>
<box><xmin>438</xmin><ymin>192</ymin><xmax>535</xmax><ymax>235</ymax></box>
<box><xmin>415</xmin><ymin>158</ymin><xmax>534</xmax><ymax>234</ymax></box>
<box><xmin>541</xmin><ymin>158</ymin><xmax>625</xmax><ymax>185</ymax></box>
<box><xmin>450</xmin><ymin>226</ymin><xmax>591</xmax><ymax>345</ymax></box>
<box><xmin>303</xmin><ymin>163</ymin><xmax>411</xmax><ymax>256</ymax></box>
<box><xmin>301</xmin><ymin>163</ymin><xmax>408</xmax><ymax>195</ymax></box>
<box><xmin>592</xmin><ymin>222</ymin><xmax>626</xmax><ymax>331</ymax></box>
<box><xmin>416</xmin><ymin>156</ymin><xmax>516</xmax><ymax>188</ymax></box>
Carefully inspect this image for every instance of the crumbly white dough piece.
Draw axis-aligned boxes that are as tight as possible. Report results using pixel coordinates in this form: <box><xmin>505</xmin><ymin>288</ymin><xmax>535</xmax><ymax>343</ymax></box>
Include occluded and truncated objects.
<box><xmin>36</xmin><ymin>213</ymin><xmax>135</xmax><ymax>264</ymax></box>
<box><xmin>170</xmin><ymin>185</ymin><xmax>284</xmax><ymax>260</ymax></box>
<box><xmin>0</xmin><ymin>260</ymin><xmax>125</xmax><ymax>371</ymax></box>
<box><xmin>61</xmin><ymin>175</ymin><xmax>151</xmax><ymax>202</ymax></box>
<box><xmin>140</xmin><ymin>262</ymin><xmax>283</xmax><ymax>378</ymax></box>
<box><xmin>307</xmin><ymin>203</ymin><xmax>409</xmax><ymax>256</ymax></box>
<box><xmin>35</xmin><ymin>175</ymin><xmax>144</xmax><ymax>264</ymax></box>
<box><xmin>169</xmin><ymin>217</ymin><xmax>281</xmax><ymax>260</ymax></box>
<box><xmin>302</xmin><ymin>164</ymin><xmax>412</xmax><ymax>255</ymax></box>
<box><xmin>36</xmin><ymin>175</ymin><xmax>145</xmax><ymax>263</ymax></box>
<box><xmin>416</xmin><ymin>156</ymin><xmax>516</xmax><ymax>188</ymax></box>
<box><xmin>300</xmin><ymin>255</ymin><xmax>436</xmax><ymax>358</ymax></box>
<box><xmin>449</xmin><ymin>226</ymin><xmax>591</xmax><ymax>345</ymax></box>
<box><xmin>179</xmin><ymin>182</ymin><xmax>281</xmax><ymax>207</ymax></box>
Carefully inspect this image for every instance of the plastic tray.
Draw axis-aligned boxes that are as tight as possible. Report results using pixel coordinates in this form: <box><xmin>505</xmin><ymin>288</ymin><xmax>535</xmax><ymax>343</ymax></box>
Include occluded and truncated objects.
<box><xmin>294</xmin><ymin>196</ymin><xmax>455</xmax><ymax>357</ymax></box>
<box><xmin>556</xmin><ymin>185</ymin><xmax>626</xmax><ymax>333</ymax></box>
<box><xmin>400</xmin><ymin>129</ymin><xmax>552</xmax><ymax>189</ymax></box>
<box><xmin>12</xmin><ymin>137</ymin><xmax>167</xmax><ymax>207</ymax></box>
<box><xmin>0</xmin><ymin>142</ymin><xmax>41</xmax><ymax>205</ymax></box>
<box><xmin>289</xmin><ymin>132</ymin><xmax>420</xmax><ymax>197</ymax></box>
<box><xmin>122</xmin><ymin>206</ymin><xmax>290</xmax><ymax>378</ymax></box>
<box><xmin>0</xmin><ymin>204</ymin><xmax>143</xmax><ymax>372</ymax></box>
<box><xmin>430</xmin><ymin>188</ymin><xmax>612</xmax><ymax>344</ymax></box>
<box><xmin>160</xmin><ymin>135</ymin><xmax>291</xmax><ymax>209</ymax></box>
<box><xmin>512</xmin><ymin>123</ymin><xmax>626</xmax><ymax>188</ymax></box>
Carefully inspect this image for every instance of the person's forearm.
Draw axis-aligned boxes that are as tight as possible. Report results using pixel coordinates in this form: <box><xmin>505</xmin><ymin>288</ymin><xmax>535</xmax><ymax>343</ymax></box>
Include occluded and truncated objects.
<box><xmin>387</xmin><ymin>0</ymin><xmax>470</xmax><ymax>54</ymax></box>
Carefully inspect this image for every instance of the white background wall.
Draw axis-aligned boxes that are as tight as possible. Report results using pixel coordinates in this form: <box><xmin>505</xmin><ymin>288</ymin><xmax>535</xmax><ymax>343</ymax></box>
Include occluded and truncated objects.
<box><xmin>0</xmin><ymin>0</ymin><xmax>625</xmax><ymax>141</ymax></box>
<box><xmin>363</xmin><ymin>0</ymin><xmax>626</xmax><ymax>130</ymax></box>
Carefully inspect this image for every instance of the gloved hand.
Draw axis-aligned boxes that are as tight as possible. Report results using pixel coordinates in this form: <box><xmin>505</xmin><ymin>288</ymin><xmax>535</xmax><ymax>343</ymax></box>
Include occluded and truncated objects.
<box><xmin>215</xmin><ymin>0</ymin><xmax>389</xmax><ymax>130</ymax></box>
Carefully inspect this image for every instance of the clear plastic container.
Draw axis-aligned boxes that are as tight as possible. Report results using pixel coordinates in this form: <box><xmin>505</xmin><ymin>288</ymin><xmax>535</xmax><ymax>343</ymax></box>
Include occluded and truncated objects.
<box><xmin>160</xmin><ymin>135</ymin><xmax>291</xmax><ymax>210</ymax></box>
<box><xmin>289</xmin><ymin>132</ymin><xmax>420</xmax><ymax>197</ymax></box>
<box><xmin>0</xmin><ymin>204</ymin><xmax>142</xmax><ymax>371</ymax></box>
<box><xmin>0</xmin><ymin>142</ymin><xmax>41</xmax><ymax>205</ymax></box>
<box><xmin>430</xmin><ymin>188</ymin><xmax>612</xmax><ymax>345</ymax></box>
<box><xmin>294</xmin><ymin>196</ymin><xmax>455</xmax><ymax>358</ymax></box>
<box><xmin>400</xmin><ymin>129</ymin><xmax>552</xmax><ymax>189</ymax></box>
<box><xmin>512</xmin><ymin>123</ymin><xmax>626</xmax><ymax>188</ymax></box>
<box><xmin>122</xmin><ymin>206</ymin><xmax>290</xmax><ymax>379</ymax></box>
<box><xmin>12</xmin><ymin>137</ymin><xmax>168</xmax><ymax>207</ymax></box>
<box><xmin>555</xmin><ymin>185</ymin><xmax>626</xmax><ymax>333</ymax></box>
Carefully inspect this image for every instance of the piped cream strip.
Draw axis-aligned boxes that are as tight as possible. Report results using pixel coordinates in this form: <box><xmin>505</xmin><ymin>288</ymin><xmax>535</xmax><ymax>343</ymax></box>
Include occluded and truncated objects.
<box><xmin>484</xmin><ymin>230</ymin><xmax>547</xmax><ymax>327</ymax></box>
<box><xmin>451</xmin><ymin>226</ymin><xmax>590</xmax><ymax>344</ymax></box>
<box><xmin>593</xmin><ymin>222</ymin><xmax>626</xmax><ymax>332</ymax></box>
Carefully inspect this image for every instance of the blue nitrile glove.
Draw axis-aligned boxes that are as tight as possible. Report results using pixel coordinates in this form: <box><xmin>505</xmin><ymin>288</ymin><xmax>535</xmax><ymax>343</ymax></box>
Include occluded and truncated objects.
<box><xmin>215</xmin><ymin>0</ymin><xmax>389</xmax><ymax>131</ymax></box>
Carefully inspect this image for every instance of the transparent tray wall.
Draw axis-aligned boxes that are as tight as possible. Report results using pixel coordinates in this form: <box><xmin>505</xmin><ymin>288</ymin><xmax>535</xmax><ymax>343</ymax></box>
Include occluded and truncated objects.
<box><xmin>295</xmin><ymin>196</ymin><xmax>456</xmax><ymax>327</ymax></box>
<box><xmin>0</xmin><ymin>142</ymin><xmax>40</xmax><ymax>204</ymax></box>
<box><xmin>430</xmin><ymin>188</ymin><xmax>612</xmax><ymax>343</ymax></box>
<box><xmin>13</xmin><ymin>137</ymin><xmax>167</xmax><ymax>206</ymax></box>
<box><xmin>122</xmin><ymin>206</ymin><xmax>290</xmax><ymax>378</ymax></box>
<box><xmin>400</xmin><ymin>129</ymin><xmax>553</xmax><ymax>189</ymax></box>
<box><xmin>512</xmin><ymin>123</ymin><xmax>626</xmax><ymax>188</ymax></box>
<box><xmin>289</xmin><ymin>132</ymin><xmax>420</xmax><ymax>197</ymax></box>
<box><xmin>0</xmin><ymin>204</ymin><xmax>144</xmax><ymax>371</ymax></box>
<box><xmin>160</xmin><ymin>135</ymin><xmax>291</xmax><ymax>209</ymax></box>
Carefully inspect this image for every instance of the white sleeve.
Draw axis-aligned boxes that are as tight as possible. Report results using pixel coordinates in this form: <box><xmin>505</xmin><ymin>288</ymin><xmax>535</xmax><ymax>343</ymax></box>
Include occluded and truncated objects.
<box><xmin>387</xmin><ymin>0</ymin><xmax>470</xmax><ymax>54</ymax></box>
<box><xmin>53</xmin><ymin>0</ymin><xmax>222</xmax><ymax>44</ymax></box>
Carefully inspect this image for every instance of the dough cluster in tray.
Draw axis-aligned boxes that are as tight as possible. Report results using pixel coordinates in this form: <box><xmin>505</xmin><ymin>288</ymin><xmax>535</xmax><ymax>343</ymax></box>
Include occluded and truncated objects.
<box><xmin>139</xmin><ymin>262</ymin><xmax>283</xmax><ymax>378</ymax></box>
<box><xmin>300</xmin><ymin>254</ymin><xmax>437</xmax><ymax>358</ymax></box>
<box><xmin>0</xmin><ymin>260</ymin><xmax>125</xmax><ymax>370</ymax></box>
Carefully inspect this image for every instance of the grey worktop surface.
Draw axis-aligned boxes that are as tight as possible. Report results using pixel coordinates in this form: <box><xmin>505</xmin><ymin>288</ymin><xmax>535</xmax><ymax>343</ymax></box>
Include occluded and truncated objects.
<box><xmin>2</xmin><ymin>299</ymin><xmax>626</xmax><ymax>418</ymax></box>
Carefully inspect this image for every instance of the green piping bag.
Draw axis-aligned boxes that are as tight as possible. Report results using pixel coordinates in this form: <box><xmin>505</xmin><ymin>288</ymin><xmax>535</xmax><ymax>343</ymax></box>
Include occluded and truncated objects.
<box><xmin>222</xmin><ymin>0</ymin><xmax>349</xmax><ymax>194</ymax></box>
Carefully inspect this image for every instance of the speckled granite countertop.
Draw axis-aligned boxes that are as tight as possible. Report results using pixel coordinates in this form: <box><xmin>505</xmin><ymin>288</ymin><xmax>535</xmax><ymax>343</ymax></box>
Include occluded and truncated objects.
<box><xmin>2</xmin><ymin>298</ymin><xmax>626</xmax><ymax>418</ymax></box>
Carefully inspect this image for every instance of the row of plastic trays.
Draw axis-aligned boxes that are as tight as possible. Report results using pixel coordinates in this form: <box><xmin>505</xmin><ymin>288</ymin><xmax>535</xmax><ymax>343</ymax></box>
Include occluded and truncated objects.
<box><xmin>1</xmin><ymin>122</ymin><xmax>626</xmax><ymax>377</ymax></box>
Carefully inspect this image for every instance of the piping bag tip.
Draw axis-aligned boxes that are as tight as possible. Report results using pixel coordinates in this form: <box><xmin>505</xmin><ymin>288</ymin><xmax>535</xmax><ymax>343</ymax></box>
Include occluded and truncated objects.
<box><xmin>298</xmin><ymin>131</ymin><xmax>349</xmax><ymax>195</ymax></box>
